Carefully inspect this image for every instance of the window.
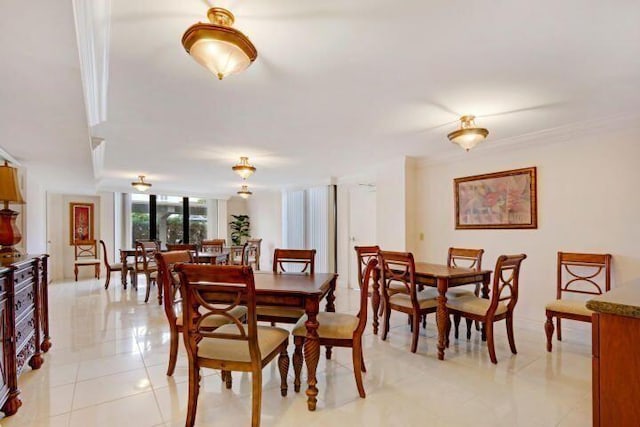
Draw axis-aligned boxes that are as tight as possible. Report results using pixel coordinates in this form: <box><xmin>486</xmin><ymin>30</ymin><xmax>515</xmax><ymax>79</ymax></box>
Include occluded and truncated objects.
<box><xmin>131</xmin><ymin>194</ymin><xmax>150</xmax><ymax>243</ymax></box>
<box><xmin>188</xmin><ymin>197</ymin><xmax>209</xmax><ymax>245</ymax></box>
<box><xmin>156</xmin><ymin>196</ymin><xmax>184</xmax><ymax>247</ymax></box>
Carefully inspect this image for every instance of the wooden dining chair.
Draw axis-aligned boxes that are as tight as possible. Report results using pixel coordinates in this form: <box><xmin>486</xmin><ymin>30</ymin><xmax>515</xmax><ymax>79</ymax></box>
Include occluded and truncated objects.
<box><xmin>175</xmin><ymin>263</ymin><xmax>290</xmax><ymax>427</ymax></box>
<box><xmin>247</xmin><ymin>238</ymin><xmax>262</xmax><ymax>270</ymax></box>
<box><xmin>355</xmin><ymin>246</ymin><xmax>384</xmax><ymax>313</ymax></box>
<box><xmin>100</xmin><ymin>240</ymin><xmax>134</xmax><ymax>290</ymax></box>
<box><xmin>201</xmin><ymin>239</ymin><xmax>225</xmax><ymax>253</ymax></box>
<box><xmin>135</xmin><ymin>240</ymin><xmax>160</xmax><ymax>303</ymax></box>
<box><xmin>447</xmin><ymin>254</ymin><xmax>527</xmax><ymax>364</ymax></box>
<box><xmin>229</xmin><ymin>243</ymin><xmax>249</xmax><ymax>266</ymax></box>
<box><xmin>446</xmin><ymin>247</ymin><xmax>485</xmax><ymax>334</ymax></box>
<box><xmin>544</xmin><ymin>252</ymin><xmax>612</xmax><ymax>352</ymax></box>
<box><xmin>256</xmin><ymin>249</ymin><xmax>317</xmax><ymax>325</ymax></box>
<box><xmin>379</xmin><ymin>251</ymin><xmax>438</xmax><ymax>353</ymax></box>
<box><xmin>73</xmin><ymin>240</ymin><xmax>101</xmax><ymax>281</ymax></box>
<box><xmin>155</xmin><ymin>251</ymin><xmax>247</xmax><ymax>376</ymax></box>
<box><xmin>166</xmin><ymin>243</ymin><xmax>199</xmax><ymax>260</ymax></box>
<box><xmin>292</xmin><ymin>258</ymin><xmax>378</xmax><ymax>398</ymax></box>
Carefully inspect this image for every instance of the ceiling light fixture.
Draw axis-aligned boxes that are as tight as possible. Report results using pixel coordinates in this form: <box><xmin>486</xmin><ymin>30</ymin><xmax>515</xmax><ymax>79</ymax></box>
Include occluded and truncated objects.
<box><xmin>182</xmin><ymin>7</ymin><xmax>258</xmax><ymax>80</ymax></box>
<box><xmin>232</xmin><ymin>157</ymin><xmax>256</xmax><ymax>179</ymax></box>
<box><xmin>447</xmin><ymin>115</ymin><xmax>489</xmax><ymax>152</ymax></box>
<box><xmin>131</xmin><ymin>175</ymin><xmax>152</xmax><ymax>192</ymax></box>
<box><xmin>237</xmin><ymin>184</ymin><xmax>252</xmax><ymax>199</ymax></box>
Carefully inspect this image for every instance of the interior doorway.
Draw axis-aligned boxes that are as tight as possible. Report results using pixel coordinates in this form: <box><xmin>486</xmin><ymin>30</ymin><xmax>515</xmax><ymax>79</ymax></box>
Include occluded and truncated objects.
<box><xmin>348</xmin><ymin>184</ymin><xmax>376</xmax><ymax>288</ymax></box>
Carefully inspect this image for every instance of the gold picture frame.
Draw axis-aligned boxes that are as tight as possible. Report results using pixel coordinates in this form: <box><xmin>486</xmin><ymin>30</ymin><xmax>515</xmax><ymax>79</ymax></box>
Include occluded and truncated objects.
<box><xmin>69</xmin><ymin>202</ymin><xmax>95</xmax><ymax>244</ymax></box>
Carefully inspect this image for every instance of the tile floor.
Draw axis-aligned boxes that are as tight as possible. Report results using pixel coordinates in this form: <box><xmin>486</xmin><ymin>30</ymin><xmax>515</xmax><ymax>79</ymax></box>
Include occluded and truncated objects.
<box><xmin>0</xmin><ymin>275</ymin><xmax>592</xmax><ymax>426</ymax></box>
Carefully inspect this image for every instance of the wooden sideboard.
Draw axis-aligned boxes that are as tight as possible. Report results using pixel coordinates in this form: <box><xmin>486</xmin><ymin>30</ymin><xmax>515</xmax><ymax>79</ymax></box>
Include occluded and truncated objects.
<box><xmin>0</xmin><ymin>254</ymin><xmax>50</xmax><ymax>416</ymax></box>
<box><xmin>587</xmin><ymin>284</ymin><xmax>640</xmax><ymax>426</ymax></box>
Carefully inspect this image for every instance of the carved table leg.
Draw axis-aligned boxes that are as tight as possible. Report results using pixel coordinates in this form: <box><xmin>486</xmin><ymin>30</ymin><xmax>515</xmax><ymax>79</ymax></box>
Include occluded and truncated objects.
<box><xmin>436</xmin><ymin>278</ymin><xmax>449</xmax><ymax>360</ymax></box>
<box><xmin>325</xmin><ymin>278</ymin><xmax>336</xmax><ymax>359</ymax></box>
<box><xmin>371</xmin><ymin>267</ymin><xmax>381</xmax><ymax>335</ymax></box>
<box><xmin>28</xmin><ymin>353</ymin><xmax>44</xmax><ymax>370</ymax></box>
<box><xmin>304</xmin><ymin>298</ymin><xmax>320</xmax><ymax>411</ymax></box>
<box><xmin>41</xmin><ymin>338</ymin><xmax>52</xmax><ymax>352</ymax></box>
<box><xmin>1</xmin><ymin>392</ymin><xmax>21</xmax><ymax>416</ymax></box>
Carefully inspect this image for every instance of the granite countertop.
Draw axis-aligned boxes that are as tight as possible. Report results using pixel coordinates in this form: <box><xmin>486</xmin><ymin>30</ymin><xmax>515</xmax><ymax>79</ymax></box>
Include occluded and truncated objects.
<box><xmin>587</xmin><ymin>283</ymin><xmax>640</xmax><ymax>318</ymax></box>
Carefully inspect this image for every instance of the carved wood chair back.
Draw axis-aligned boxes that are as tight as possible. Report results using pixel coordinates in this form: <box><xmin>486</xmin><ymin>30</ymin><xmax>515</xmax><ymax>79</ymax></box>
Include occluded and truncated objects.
<box><xmin>272</xmin><ymin>249</ymin><xmax>316</xmax><ymax>274</ymax></box>
<box><xmin>74</xmin><ymin>240</ymin><xmax>99</xmax><ymax>261</ymax></box>
<box><xmin>447</xmin><ymin>247</ymin><xmax>484</xmax><ymax>270</ymax></box>
<box><xmin>556</xmin><ymin>252</ymin><xmax>612</xmax><ymax>299</ymax></box>
<box><xmin>378</xmin><ymin>250</ymin><xmax>416</xmax><ymax>299</ymax></box>
<box><xmin>155</xmin><ymin>250</ymin><xmax>194</xmax><ymax>326</ymax></box>
<box><xmin>488</xmin><ymin>254</ymin><xmax>527</xmax><ymax>317</ymax></box>
<box><xmin>354</xmin><ymin>245</ymin><xmax>379</xmax><ymax>288</ymax></box>
<box><xmin>247</xmin><ymin>238</ymin><xmax>262</xmax><ymax>270</ymax></box>
<box><xmin>201</xmin><ymin>239</ymin><xmax>225</xmax><ymax>253</ymax></box>
<box><xmin>166</xmin><ymin>244</ymin><xmax>199</xmax><ymax>261</ymax></box>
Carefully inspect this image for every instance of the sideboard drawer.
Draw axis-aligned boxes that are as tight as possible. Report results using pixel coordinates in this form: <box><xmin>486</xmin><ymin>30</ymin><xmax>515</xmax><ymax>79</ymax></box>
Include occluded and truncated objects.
<box><xmin>15</xmin><ymin>310</ymin><xmax>36</xmax><ymax>355</ymax></box>
<box><xmin>13</xmin><ymin>265</ymin><xmax>35</xmax><ymax>287</ymax></box>
<box><xmin>14</xmin><ymin>284</ymin><xmax>35</xmax><ymax>321</ymax></box>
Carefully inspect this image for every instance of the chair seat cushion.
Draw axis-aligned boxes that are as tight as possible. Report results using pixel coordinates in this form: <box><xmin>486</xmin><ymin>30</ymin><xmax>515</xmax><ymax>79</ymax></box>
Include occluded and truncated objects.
<box><xmin>75</xmin><ymin>258</ymin><xmax>100</xmax><ymax>265</ymax></box>
<box><xmin>389</xmin><ymin>288</ymin><xmax>439</xmax><ymax>310</ymax></box>
<box><xmin>256</xmin><ymin>306</ymin><xmax>305</xmax><ymax>320</ymax></box>
<box><xmin>149</xmin><ymin>271</ymin><xmax>158</xmax><ymax>280</ymax></box>
<box><xmin>447</xmin><ymin>296</ymin><xmax>507</xmax><ymax>317</ymax></box>
<box><xmin>176</xmin><ymin>305</ymin><xmax>248</xmax><ymax>328</ymax></box>
<box><xmin>446</xmin><ymin>288</ymin><xmax>475</xmax><ymax>299</ymax></box>
<box><xmin>197</xmin><ymin>324</ymin><xmax>289</xmax><ymax>363</ymax></box>
<box><xmin>292</xmin><ymin>312</ymin><xmax>359</xmax><ymax>340</ymax></box>
<box><xmin>545</xmin><ymin>299</ymin><xmax>593</xmax><ymax>317</ymax></box>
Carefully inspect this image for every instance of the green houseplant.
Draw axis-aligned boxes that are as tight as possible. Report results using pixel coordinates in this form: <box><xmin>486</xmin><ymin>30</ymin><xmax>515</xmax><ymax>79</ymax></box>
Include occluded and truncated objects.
<box><xmin>229</xmin><ymin>214</ymin><xmax>251</xmax><ymax>245</ymax></box>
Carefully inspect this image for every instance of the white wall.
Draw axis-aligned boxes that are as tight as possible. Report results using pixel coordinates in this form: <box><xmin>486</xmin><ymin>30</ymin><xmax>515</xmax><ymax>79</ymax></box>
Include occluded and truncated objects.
<box><xmin>24</xmin><ymin>170</ymin><xmax>47</xmax><ymax>254</ymax></box>
<box><xmin>413</xmin><ymin>125</ymin><xmax>640</xmax><ymax>324</ymax></box>
<box><xmin>376</xmin><ymin>156</ymin><xmax>407</xmax><ymax>251</ymax></box>
<box><xmin>227</xmin><ymin>196</ymin><xmax>248</xmax><ymax>244</ymax></box>
<box><xmin>246</xmin><ymin>190</ymin><xmax>282</xmax><ymax>270</ymax></box>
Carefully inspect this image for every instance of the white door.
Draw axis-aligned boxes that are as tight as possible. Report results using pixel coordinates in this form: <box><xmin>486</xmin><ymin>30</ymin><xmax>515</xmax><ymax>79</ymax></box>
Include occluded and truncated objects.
<box><xmin>348</xmin><ymin>184</ymin><xmax>377</xmax><ymax>288</ymax></box>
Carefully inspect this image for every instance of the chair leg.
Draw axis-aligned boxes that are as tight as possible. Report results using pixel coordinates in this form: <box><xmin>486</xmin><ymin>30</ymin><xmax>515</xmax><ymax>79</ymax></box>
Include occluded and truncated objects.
<box><xmin>352</xmin><ymin>338</ymin><xmax>366</xmax><ymax>398</ymax></box>
<box><xmin>185</xmin><ymin>364</ymin><xmax>200</xmax><ymax>427</ymax></box>
<box><xmin>167</xmin><ymin>329</ymin><xmax>179</xmax><ymax>376</ymax></box>
<box><xmin>157</xmin><ymin>279</ymin><xmax>163</xmax><ymax>306</ymax></box>
<box><xmin>410</xmin><ymin>312</ymin><xmax>420</xmax><ymax>353</ymax></box>
<box><xmin>465</xmin><ymin>318</ymin><xmax>473</xmax><ymax>340</ymax></box>
<box><xmin>74</xmin><ymin>265</ymin><xmax>78</xmax><ymax>282</ymax></box>
<box><xmin>481</xmin><ymin>322</ymin><xmax>487</xmax><ymax>342</ymax></box>
<box><xmin>556</xmin><ymin>318</ymin><xmax>562</xmax><ymax>341</ymax></box>
<box><xmin>104</xmin><ymin>271</ymin><xmax>111</xmax><ymax>290</ymax></box>
<box><xmin>360</xmin><ymin>348</ymin><xmax>367</xmax><ymax>373</ymax></box>
<box><xmin>293</xmin><ymin>339</ymin><xmax>304</xmax><ymax>393</ymax></box>
<box><xmin>486</xmin><ymin>321</ymin><xmax>497</xmax><ymax>364</ymax></box>
<box><xmin>453</xmin><ymin>314</ymin><xmax>461</xmax><ymax>340</ymax></box>
<box><xmin>223</xmin><ymin>370</ymin><xmax>233</xmax><ymax>389</ymax></box>
<box><xmin>251</xmin><ymin>368</ymin><xmax>262</xmax><ymax>427</ymax></box>
<box><xmin>326</xmin><ymin>345</ymin><xmax>333</xmax><ymax>360</ymax></box>
<box><xmin>144</xmin><ymin>277</ymin><xmax>152</xmax><ymax>303</ymax></box>
<box><xmin>408</xmin><ymin>314</ymin><xmax>413</xmax><ymax>332</ymax></box>
<box><xmin>545</xmin><ymin>313</ymin><xmax>555</xmax><ymax>352</ymax></box>
<box><xmin>446</xmin><ymin>315</ymin><xmax>452</xmax><ymax>342</ymax></box>
<box><xmin>278</xmin><ymin>345</ymin><xmax>289</xmax><ymax>397</ymax></box>
<box><xmin>506</xmin><ymin>315</ymin><xmax>517</xmax><ymax>355</ymax></box>
<box><xmin>382</xmin><ymin>303</ymin><xmax>391</xmax><ymax>341</ymax></box>
<box><xmin>422</xmin><ymin>314</ymin><xmax>426</xmax><ymax>329</ymax></box>
<box><xmin>95</xmin><ymin>264</ymin><xmax>100</xmax><ymax>279</ymax></box>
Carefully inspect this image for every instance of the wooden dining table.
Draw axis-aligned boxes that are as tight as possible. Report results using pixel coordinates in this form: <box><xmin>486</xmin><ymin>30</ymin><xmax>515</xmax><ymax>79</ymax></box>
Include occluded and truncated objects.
<box><xmin>371</xmin><ymin>262</ymin><xmax>492</xmax><ymax>360</ymax></box>
<box><xmin>203</xmin><ymin>271</ymin><xmax>337</xmax><ymax>411</ymax></box>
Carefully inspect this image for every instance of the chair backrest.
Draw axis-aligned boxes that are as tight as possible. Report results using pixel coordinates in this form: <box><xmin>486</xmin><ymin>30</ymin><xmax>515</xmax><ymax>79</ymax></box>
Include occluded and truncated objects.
<box><xmin>229</xmin><ymin>244</ymin><xmax>249</xmax><ymax>266</ymax></box>
<box><xmin>272</xmin><ymin>249</ymin><xmax>316</xmax><ymax>274</ymax></box>
<box><xmin>354</xmin><ymin>245</ymin><xmax>379</xmax><ymax>287</ymax></box>
<box><xmin>556</xmin><ymin>252</ymin><xmax>612</xmax><ymax>299</ymax></box>
<box><xmin>99</xmin><ymin>240</ymin><xmax>111</xmax><ymax>268</ymax></box>
<box><xmin>75</xmin><ymin>240</ymin><xmax>98</xmax><ymax>260</ymax></box>
<box><xmin>135</xmin><ymin>240</ymin><xmax>159</xmax><ymax>273</ymax></box>
<box><xmin>378</xmin><ymin>250</ymin><xmax>417</xmax><ymax>300</ymax></box>
<box><xmin>166</xmin><ymin>243</ymin><xmax>199</xmax><ymax>260</ymax></box>
<box><xmin>201</xmin><ymin>239</ymin><xmax>225</xmax><ymax>253</ymax></box>
<box><xmin>355</xmin><ymin>259</ymin><xmax>378</xmax><ymax>335</ymax></box>
<box><xmin>247</xmin><ymin>238</ymin><xmax>262</xmax><ymax>262</ymax></box>
<box><xmin>447</xmin><ymin>247</ymin><xmax>484</xmax><ymax>270</ymax></box>
<box><xmin>175</xmin><ymin>264</ymin><xmax>261</xmax><ymax>364</ymax></box>
<box><xmin>487</xmin><ymin>254</ymin><xmax>527</xmax><ymax>316</ymax></box>
<box><xmin>155</xmin><ymin>250</ymin><xmax>194</xmax><ymax>325</ymax></box>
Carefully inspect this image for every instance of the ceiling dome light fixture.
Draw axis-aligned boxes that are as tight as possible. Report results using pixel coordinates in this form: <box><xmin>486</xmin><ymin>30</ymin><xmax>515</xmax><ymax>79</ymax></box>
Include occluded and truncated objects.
<box><xmin>232</xmin><ymin>157</ymin><xmax>256</xmax><ymax>179</ymax></box>
<box><xmin>237</xmin><ymin>184</ymin><xmax>252</xmax><ymax>199</ymax></box>
<box><xmin>447</xmin><ymin>115</ymin><xmax>489</xmax><ymax>152</ymax></box>
<box><xmin>182</xmin><ymin>7</ymin><xmax>258</xmax><ymax>80</ymax></box>
<box><xmin>131</xmin><ymin>175</ymin><xmax>152</xmax><ymax>192</ymax></box>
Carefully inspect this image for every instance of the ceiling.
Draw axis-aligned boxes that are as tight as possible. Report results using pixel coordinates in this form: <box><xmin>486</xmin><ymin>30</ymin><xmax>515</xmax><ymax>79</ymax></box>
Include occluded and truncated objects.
<box><xmin>3</xmin><ymin>0</ymin><xmax>640</xmax><ymax>196</ymax></box>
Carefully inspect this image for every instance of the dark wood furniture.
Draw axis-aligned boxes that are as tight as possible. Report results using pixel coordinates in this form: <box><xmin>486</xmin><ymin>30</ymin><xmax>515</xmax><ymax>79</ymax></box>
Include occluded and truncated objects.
<box><xmin>119</xmin><ymin>248</ymin><xmax>136</xmax><ymax>288</ymax></box>
<box><xmin>99</xmin><ymin>240</ymin><xmax>133</xmax><ymax>290</ymax></box>
<box><xmin>446</xmin><ymin>254</ymin><xmax>527</xmax><ymax>364</ymax></box>
<box><xmin>447</xmin><ymin>247</ymin><xmax>485</xmax><ymax>333</ymax></box>
<box><xmin>155</xmin><ymin>251</ymin><xmax>247</xmax><ymax>376</ymax></box>
<box><xmin>176</xmin><ymin>264</ymin><xmax>290</xmax><ymax>427</ymax></box>
<box><xmin>135</xmin><ymin>240</ymin><xmax>160</xmax><ymax>304</ymax></box>
<box><xmin>195</xmin><ymin>251</ymin><xmax>230</xmax><ymax>265</ymax></box>
<box><xmin>0</xmin><ymin>255</ymin><xmax>50</xmax><ymax>416</ymax></box>
<box><xmin>73</xmin><ymin>240</ymin><xmax>100</xmax><ymax>281</ymax></box>
<box><xmin>587</xmin><ymin>284</ymin><xmax>640</xmax><ymax>426</ymax></box>
<box><xmin>545</xmin><ymin>252</ymin><xmax>612</xmax><ymax>352</ymax></box>
<box><xmin>371</xmin><ymin>260</ymin><xmax>492</xmax><ymax>360</ymax></box>
<box><xmin>247</xmin><ymin>238</ymin><xmax>262</xmax><ymax>270</ymax></box>
<box><xmin>229</xmin><ymin>243</ymin><xmax>248</xmax><ymax>266</ymax></box>
<box><xmin>166</xmin><ymin>243</ymin><xmax>198</xmax><ymax>259</ymax></box>
<box><xmin>201</xmin><ymin>239</ymin><xmax>225</xmax><ymax>253</ymax></box>
<box><xmin>293</xmin><ymin>258</ymin><xmax>377</xmax><ymax>398</ymax></box>
<box><xmin>379</xmin><ymin>251</ymin><xmax>438</xmax><ymax>353</ymax></box>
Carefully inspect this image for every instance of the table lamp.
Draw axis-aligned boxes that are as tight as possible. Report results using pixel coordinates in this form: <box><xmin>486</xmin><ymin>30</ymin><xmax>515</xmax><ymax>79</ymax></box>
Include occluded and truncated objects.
<box><xmin>0</xmin><ymin>162</ymin><xmax>25</xmax><ymax>257</ymax></box>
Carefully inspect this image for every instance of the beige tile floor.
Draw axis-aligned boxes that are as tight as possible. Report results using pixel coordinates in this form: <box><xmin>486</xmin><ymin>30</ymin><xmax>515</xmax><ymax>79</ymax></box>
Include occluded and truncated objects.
<box><xmin>0</xmin><ymin>275</ymin><xmax>592</xmax><ymax>427</ymax></box>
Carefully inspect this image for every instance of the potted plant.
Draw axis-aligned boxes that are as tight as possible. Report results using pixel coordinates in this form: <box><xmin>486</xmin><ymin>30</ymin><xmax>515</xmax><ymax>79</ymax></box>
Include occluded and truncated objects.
<box><xmin>229</xmin><ymin>214</ymin><xmax>250</xmax><ymax>245</ymax></box>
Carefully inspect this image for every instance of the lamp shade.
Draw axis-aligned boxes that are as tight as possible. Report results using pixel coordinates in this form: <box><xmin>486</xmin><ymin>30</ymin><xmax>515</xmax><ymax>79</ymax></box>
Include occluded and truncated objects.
<box><xmin>237</xmin><ymin>184</ymin><xmax>252</xmax><ymax>199</ymax></box>
<box><xmin>182</xmin><ymin>8</ymin><xmax>257</xmax><ymax>80</ymax></box>
<box><xmin>232</xmin><ymin>157</ymin><xmax>256</xmax><ymax>179</ymax></box>
<box><xmin>131</xmin><ymin>175</ymin><xmax>152</xmax><ymax>192</ymax></box>
<box><xmin>447</xmin><ymin>115</ymin><xmax>489</xmax><ymax>151</ymax></box>
<box><xmin>0</xmin><ymin>163</ymin><xmax>25</xmax><ymax>204</ymax></box>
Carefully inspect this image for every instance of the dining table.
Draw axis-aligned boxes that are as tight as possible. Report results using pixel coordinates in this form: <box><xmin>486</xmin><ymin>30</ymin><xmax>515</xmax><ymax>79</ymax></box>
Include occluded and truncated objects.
<box><xmin>201</xmin><ymin>271</ymin><xmax>337</xmax><ymax>411</ymax></box>
<box><xmin>371</xmin><ymin>262</ymin><xmax>492</xmax><ymax>360</ymax></box>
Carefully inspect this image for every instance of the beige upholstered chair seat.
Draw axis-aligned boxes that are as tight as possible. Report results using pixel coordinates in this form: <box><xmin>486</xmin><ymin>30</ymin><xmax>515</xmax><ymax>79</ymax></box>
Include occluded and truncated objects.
<box><xmin>292</xmin><ymin>312</ymin><xmax>359</xmax><ymax>340</ymax></box>
<box><xmin>109</xmin><ymin>262</ymin><xmax>128</xmax><ymax>270</ymax></box>
<box><xmin>75</xmin><ymin>258</ymin><xmax>100</xmax><ymax>265</ymax></box>
<box><xmin>197</xmin><ymin>324</ymin><xmax>289</xmax><ymax>363</ymax></box>
<box><xmin>256</xmin><ymin>306</ymin><xmax>305</xmax><ymax>319</ymax></box>
<box><xmin>446</xmin><ymin>288</ymin><xmax>475</xmax><ymax>299</ymax></box>
<box><xmin>176</xmin><ymin>305</ymin><xmax>248</xmax><ymax>328</ymax></box>
<box><xmin>389</xmin><ymin>288</ymin><xmax>438</xmax><ymax>310</ymax></box>
<box><xmin>447</xmin><ymin>296</ymin><xmax>507</xmax><ymax>316</ymax></box>
<box><xmin>149</xmin><ymin>271</ymin><xmax>158</xmax><ymax>280</ymax></box>
<box><xmin>545</xmin><ymin>299</ymin><xmax>593</xmax><ymax>317</ymax></box>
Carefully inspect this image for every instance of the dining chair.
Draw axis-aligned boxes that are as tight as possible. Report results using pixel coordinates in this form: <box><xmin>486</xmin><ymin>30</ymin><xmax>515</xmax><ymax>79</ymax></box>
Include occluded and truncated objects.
<box><xmin>201</xmin><ymin>239</ymin><xmax>225</xmax><ymax>253</ymax></box>
<box><xmin>175</xmin><ymin>263</ymin><xmax>289</xmax><ymax>427</ymax></box>
<box><xmin>544</xmin><ymin>252</ymin><xmax>612</xmax><ymax>352</ymax></box>
<box><xmin>166</xmin><ymin>243</ymin><xmax>199</xmax><ymax>261</ymax></box>
<box><xmin>447</xmin><ymin>254</ymin><xmax>527</xmax><ymax>364</ymax></box>
<box><xmin>355</xmin><ymin>246</ymin><xmax>383</xmax><ymax>312</ymax></box>
<box><xmin>155</xmin><ymin>251</ymin><xmax>247</xmax><ymax>376</ymax></box>
<box><xmin>135</xmin><ymin>240</ymin><xmax>160</xmax><ymax>303</ymax></box>
<box><xmin>292</xmin><ymin>258</ymin><xmax>378</xmax><ymax>398</ymax></box>
<box><xmin>73</xmin><ymin>240</ymin><xmax>101</xmax><ymax>281</ymax></box>
<box><xmin>99</xmin><ymin>240</ymin><xmax>134</xmax><ymax>290</ymax></box>
<box><xmin>379</xmin><ymin>250</ymin><xmax>438</xmax><ymax>353</ymax></box>
<box><xmin>247</xmin><ymin>238</ymin><xmax>262</xmax><ymax>270</ymax></box>
<box><xmin>229</xmin><ymin>243</ymin><xmax>249</xmax><ymax>265</ymax></box>
<box><xmin>446</xmin><ymin>247</ymin><xmax>485</xmax><ymax>334</ymax></box>
<box><xmin>256</xmin><ymin>249</ymin><xmax>317</xmax><ymax>325</ymax></box>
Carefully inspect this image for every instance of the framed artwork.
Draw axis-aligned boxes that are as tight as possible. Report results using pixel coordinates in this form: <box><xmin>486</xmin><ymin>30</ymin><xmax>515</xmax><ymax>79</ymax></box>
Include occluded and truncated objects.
<box><xmin>69</xmin><ymin>202</ymin><xmax>94</xmax><ymax>244</ymax></box>
<box><xmin>454</xmin><ymin>167</ymin><xmax>537</xmax><ymax>229</ymax></box>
